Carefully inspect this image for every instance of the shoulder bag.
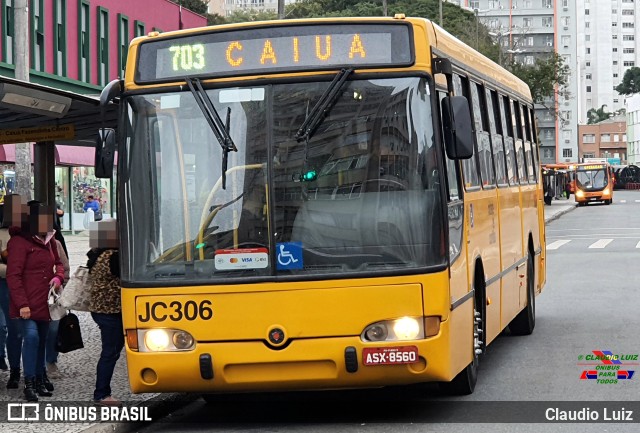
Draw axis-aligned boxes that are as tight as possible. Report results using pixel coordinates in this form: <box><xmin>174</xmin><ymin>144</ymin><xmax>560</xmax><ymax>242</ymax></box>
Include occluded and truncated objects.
<box><xmin>56</xmin><ymin>312</ymin><xmax>84</xmax><ymax>353</ymax></box>
<box><xmin>59</xmin><ymin>266</ymin><xmax>92</xmax><ymax>312</ymax></box>
<box><xmin>48</xmin><ymin>287</ymin><xmax>68</xmax><ymax>321</ymax></box>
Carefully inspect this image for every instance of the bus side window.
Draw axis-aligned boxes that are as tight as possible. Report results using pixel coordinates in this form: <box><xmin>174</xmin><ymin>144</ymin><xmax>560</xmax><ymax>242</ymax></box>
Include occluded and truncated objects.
<box><xmin>456</xmin><ymin>74</ymin><xmax>481</xmax><ymax>189</ymax></box>
<box><xmin>487</xmin><ymin>88</ymin><xmax>507</xmax><ymax>186</ymax></box>
<box><xmin>499</xmin><ymin>95</ymin><xmax>518</xmax><ymax>186</ymax></box>
<box><xmin>522</xmin><ymin>104</ymin><xmax>536</xmax><ymax>183</ymax></box>
<box><xmin>470</xmin><ymin>81</ymin><xmax>495</xmax><ymax>188</ymax></box>
<box><xmin>511</xmin><ymin>100</ymin><xmax>528</xmax><ymax>184</ymax></box>
<box><xmin>528</xmin><ymin>106</ymin><xmax>541</xmax><ymax>182</ymax></box>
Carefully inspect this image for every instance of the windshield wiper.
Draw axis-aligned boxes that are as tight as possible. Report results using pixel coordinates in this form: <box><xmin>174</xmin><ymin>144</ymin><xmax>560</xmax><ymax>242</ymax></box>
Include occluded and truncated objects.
<box><xmin>185</xmin><ymin>77</ymin><xmax>237</xmax><ymax>189</ymax></box>
<box><xmin>294</xmin><ymin>68</ymin><xmax>354</xmax><ymax>142</ymax></box>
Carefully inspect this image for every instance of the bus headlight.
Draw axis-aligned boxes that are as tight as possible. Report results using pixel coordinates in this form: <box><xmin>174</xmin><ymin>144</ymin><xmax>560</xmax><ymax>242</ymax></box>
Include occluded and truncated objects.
<box><xmin>139</xmin><ymin>329</ymin><xmax>196</xmax><ymax>352</ymax></box>
<box><xmin>603</xmin><ymin>188</ymin><xmax>610</xmax><ymax>195</ymax></box>
<box><xmin>576</xmin><ymin>190</ymin><xmax>584</xmax><ymax>198</ymax></box>
<box><xmin>361</xmin><ymin>317</ymin><xmax>424</xmax><ymax>342</ymax></box>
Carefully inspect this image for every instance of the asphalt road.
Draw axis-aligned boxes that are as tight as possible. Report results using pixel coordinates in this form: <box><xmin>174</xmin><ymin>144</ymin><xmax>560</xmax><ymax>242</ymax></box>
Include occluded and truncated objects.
<box><xmin>138</xmin><ymin>191</ymin><xmax>640</xmax><ymax>432</ymax></box>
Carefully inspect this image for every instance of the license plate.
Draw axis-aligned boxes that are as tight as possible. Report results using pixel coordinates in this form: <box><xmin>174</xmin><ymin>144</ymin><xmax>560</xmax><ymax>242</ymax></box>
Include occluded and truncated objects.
<box><xmin>362</xmin><ymin>346</ymin><xmax>419</xmax><ymax>366</ymax></box>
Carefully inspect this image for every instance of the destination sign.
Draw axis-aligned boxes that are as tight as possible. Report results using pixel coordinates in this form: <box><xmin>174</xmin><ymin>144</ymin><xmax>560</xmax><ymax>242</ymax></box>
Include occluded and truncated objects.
<box><xmin>135</xmin><ymin>23</ymin><xmax>413</xmax><ymax>82</ymax></box>
<box><xmin>579</xmin><ymin>165</ymin><xmax>606</xmax><ymax>170</ymax></box>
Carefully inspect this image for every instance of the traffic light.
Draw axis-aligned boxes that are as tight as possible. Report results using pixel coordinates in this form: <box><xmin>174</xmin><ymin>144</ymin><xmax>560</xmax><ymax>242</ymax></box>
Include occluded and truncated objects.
<box><xmin>300</xmin><ymin>169</ymin><xmax>317</xmax><ymax>182</ymax></box>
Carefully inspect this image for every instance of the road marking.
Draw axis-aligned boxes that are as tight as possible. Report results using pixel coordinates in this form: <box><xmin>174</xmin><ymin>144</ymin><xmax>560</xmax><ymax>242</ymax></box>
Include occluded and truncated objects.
<box><xmin>547</xmin><ymin>240</ymin><xmax>571</xmax><ymax>250</ymax></box>
<box><xmin>637</xmin><ymin>241</ymin><xmax>640</xmax><ymax>249</ymax></box>
<box><xmin>620</xmin><ymin>200</ymin><xmax>627</xmax><ymax>203</ymax></box>
<box><xmin>588</xmin><ymin>239</ymin><xmax>613</xmax><ymax>249</ymax></box>
<box><xmin>636</xmin><ymin>200</ymin><xmax>640</xmax><ymax>203</ymax></box>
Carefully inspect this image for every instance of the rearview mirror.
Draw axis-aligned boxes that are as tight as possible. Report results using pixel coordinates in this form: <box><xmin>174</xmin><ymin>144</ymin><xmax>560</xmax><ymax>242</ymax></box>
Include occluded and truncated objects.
<box><xmin>95</xmin><ymin>128</ymin><xmax>116</xmax><ymax>178</ymax></box>
<box><xmin>441</xmin><ymin>96</ymin><xmax>474</xmax><ymax>160</ymax></box>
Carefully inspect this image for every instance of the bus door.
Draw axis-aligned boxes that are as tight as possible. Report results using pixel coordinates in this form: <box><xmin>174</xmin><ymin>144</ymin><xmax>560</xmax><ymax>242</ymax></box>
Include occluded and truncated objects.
<box><xmin>438</xmin><ymin>88</ymin><xmax>471</xmax><ymax>377</ymax></box>
<box><xmin>465</xmin><ymin>80</ymin><xmax>501</xmax><ymax>344</ymax></box>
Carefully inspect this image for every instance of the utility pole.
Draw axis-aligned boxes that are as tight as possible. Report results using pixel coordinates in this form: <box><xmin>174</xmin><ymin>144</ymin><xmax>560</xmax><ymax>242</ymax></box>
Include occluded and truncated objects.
<box><xmin>439</xmin><ymin>0</ymin><xmax>443</xmax><ymax>26</ymax></box>
<box><xmin>278</xmin><ymin>0</ymin><xmax>285</xmax><ymax>19</ymax></box>
<box><xmin>382</xmin><ymin>0</ymin><xmax>387</xmax><ymax>16</ymax></box>
<box><xmin>14</xmin><ymin>0</ymin><xmax>32</xmax><ymax>200</ymax></box>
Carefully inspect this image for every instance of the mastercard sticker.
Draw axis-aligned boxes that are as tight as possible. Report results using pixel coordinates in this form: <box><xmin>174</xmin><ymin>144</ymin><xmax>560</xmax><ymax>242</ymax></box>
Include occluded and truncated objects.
<box><xmin>214</xmin><ymin>248</ymin><xmax>269</xmax><ymax>270</ymax></box>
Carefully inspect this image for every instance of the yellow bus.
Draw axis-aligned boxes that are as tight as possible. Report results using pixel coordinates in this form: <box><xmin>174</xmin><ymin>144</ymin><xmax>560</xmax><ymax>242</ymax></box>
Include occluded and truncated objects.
<box><xmin>574</xmin><ymin>162</ymin><xmax>614</xmax><ymax>206</ymax></box>
<box><xmin>99</xmin><ymin>15</ymin><xmax>545</xmax><ymax>397</ymax></box>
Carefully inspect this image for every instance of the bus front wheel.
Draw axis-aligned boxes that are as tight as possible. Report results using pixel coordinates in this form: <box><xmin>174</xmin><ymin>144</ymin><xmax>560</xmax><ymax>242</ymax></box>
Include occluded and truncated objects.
<box><xmin>440</xmin><ymin>293</ymin><xmax>483</xmax><ymax>395</ymax></box>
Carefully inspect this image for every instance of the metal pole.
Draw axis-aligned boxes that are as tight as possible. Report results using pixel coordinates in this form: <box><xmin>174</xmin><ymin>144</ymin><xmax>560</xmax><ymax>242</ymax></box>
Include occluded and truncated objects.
<box><xmin>382</xmin><ymin>0</ymin><xmax>388</xmax><ymax>16</ymax></box>
<box><xmin>14</xmin><ymin>0</ymin><xmax>32</xmax><ymax>200</ymax></box>
<box><xmin>475</xmin><ymin>9</ymin><xmax>479</xmax><ymax>49</ymax></box>
<box><xmin>439</xmin><ymin>0</ymin><xmax>443</xmax><ymax>26</ymax></box>
<box><xmin>278</xmin><ymin>0</ymin><xmax>285</xmax><ymax>19</ymax></box>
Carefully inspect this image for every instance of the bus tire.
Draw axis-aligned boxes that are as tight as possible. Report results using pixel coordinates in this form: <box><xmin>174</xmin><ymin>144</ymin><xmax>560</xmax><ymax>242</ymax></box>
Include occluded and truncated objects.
<box><xmin>509</xmin><ymin>252</ymin><xmax>536</xmax><ymax>336</ymax></box>
<box><xmin>605</xmin><ymin>199</ymin><xmax>612</xmax><ymax>205</ymax></box>
<box><xmin>440</xmin><ymin>291</ymin><xmax>483</xmax><ymax>395</ymax></box>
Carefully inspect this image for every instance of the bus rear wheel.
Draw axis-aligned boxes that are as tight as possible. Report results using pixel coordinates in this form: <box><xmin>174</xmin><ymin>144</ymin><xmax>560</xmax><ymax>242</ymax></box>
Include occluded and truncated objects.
<box><xmin>509</xmin><ymin>253</ymin><xmax>536</xmax><ymax>336</ymax></box>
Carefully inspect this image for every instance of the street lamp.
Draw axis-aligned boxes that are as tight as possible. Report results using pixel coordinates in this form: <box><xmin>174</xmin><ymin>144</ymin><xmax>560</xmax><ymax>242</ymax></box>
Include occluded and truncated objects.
<box><xmin>488</xmin><ymin>30</ymin><xmax>512</xmax><ymax>66</ymax></box>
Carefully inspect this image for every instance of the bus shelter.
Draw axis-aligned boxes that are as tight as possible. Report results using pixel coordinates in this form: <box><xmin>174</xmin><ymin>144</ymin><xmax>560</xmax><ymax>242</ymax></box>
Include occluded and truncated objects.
<box><xmin>542</xmin><ymin>165</ymin><xmax>571</xmax><ymax>204</ymax></box>
<box><xmin>0</xmin><ymin>76</ymin><xmax>117</xmax><ymax>217</ymax></box>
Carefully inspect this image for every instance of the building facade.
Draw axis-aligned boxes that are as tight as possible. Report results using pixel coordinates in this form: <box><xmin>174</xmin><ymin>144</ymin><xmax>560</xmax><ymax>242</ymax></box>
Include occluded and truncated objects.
<box><xmin>578</xmin><ymin>118</ymin><xmax>628</xmax><ymax>164</ymax></box>
<box><xmin>0</xmin><ymin>0</ymin><xmax>206</xmax><ymax>230</ymax></box>
<box><xmin>215</xmin><ymin>0</ymin><xmax>298</xmax><ymax>17</ymax></box>
<box><xmin>0</xmin><ymin>0</ymin><xmax>206</xmax><ymax>93</ymax></box>
<box><xmin>576</xmin><ymin>0</ymin><xmax>639</xmax><ymax>125</ymax></box>
<box><xmin>465</xmin><ymin>0</ymin><xmax>576</xmax><ymax>164</ymax></box>
<box><xmin>627</xmin><ymin>94</ymin><xmax>640</xmax><ymax>165</ymax></box>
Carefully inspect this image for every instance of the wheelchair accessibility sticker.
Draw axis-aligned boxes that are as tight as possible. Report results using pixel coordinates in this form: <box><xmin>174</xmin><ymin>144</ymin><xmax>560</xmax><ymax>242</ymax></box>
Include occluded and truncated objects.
<box><xmin>276</xmin><ymin>242</ymin><xmax>303</xmax><ymax>270</ymax></box>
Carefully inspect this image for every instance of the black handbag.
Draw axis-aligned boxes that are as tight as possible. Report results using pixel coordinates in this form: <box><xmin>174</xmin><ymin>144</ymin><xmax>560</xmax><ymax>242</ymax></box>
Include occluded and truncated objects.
<box><xmin>56</xmin><ymin>312</ymin><xmax>84</xmax><ymax>353</ymax></box>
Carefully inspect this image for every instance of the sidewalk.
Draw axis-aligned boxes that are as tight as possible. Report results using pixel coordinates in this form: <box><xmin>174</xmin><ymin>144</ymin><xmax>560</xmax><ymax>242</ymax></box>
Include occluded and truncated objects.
<box><xmin>0</xmin><ymin>231</ymin><xmax>173</xmax><ymax>433</ymax></box>
<box><xmin>544</xmin><ymin>197</ymin><xmax>578</xmax><ymax>223</ymax></box>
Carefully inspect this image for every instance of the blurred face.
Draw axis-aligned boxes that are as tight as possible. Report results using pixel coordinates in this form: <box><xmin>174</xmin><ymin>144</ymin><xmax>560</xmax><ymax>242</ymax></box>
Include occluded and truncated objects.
<box><xmin>90</xmin><ymin>220</ymin><xmax>119</xmax><ymax>249</ymax></box>
<box><xmin>3</xmin><ymin>194</ymin><xmax>25</xmax><ymax>227</ymax></box>
<box><xmin>29</xmin><ymin>205</ymin><xmax>54</xmax><ymax>235</ymax></box>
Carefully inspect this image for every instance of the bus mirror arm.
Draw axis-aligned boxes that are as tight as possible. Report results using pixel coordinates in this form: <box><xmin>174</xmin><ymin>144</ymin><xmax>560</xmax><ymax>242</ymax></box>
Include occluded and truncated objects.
<box><xmin>94</xmin><ymin>79</ymin><xmax>122</xmax><ymax>179</ymax></box>
<box><xmin>441</xmin><ymin>96</ymin><xmax>474</xmax><ymax>160</ymax></box>
<box><xmin>100</xmin><ymin>79</ymin><xmax>123</xmax><ymax>107</ymax></box>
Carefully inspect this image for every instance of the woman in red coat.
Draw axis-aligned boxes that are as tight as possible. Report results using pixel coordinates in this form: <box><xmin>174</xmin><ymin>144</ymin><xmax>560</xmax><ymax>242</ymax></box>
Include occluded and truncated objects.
<box><xmin>7</xmin><ymin>202</ymin><xmax>64</xmax><ymax>402</ymax></box>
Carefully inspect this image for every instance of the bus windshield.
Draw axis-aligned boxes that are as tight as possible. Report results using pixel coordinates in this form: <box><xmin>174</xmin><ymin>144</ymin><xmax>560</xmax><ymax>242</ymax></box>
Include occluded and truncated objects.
<box><xmin>121</xmin><ymin>76</ymin><xmax>445</xmax><ymax>283</ymax></box>
<box><xmin>576</xmin><ymin>167</ymin><xmax>608</xmax><ymax>190</ymax></box>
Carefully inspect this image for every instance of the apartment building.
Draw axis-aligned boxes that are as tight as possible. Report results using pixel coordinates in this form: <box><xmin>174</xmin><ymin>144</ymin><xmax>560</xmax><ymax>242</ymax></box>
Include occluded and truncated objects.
<box><xmin>465</xmin><ymin>0</ymin><xmax>577</xmax><ymax>164</ymax></box>
<box><xmin>212</xmin><ymin>0</ymin><xmax>298</xmax><ymax>16</ymax></box>
<box><xmin>576</xmin><ymin>0</ymin><xmax>639</xmax><ymax>125</ymax></box>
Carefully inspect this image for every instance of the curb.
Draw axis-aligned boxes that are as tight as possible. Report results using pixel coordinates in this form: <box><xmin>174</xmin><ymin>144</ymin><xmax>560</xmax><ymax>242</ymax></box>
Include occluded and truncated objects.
<box><xmin>81</xmin><ymin>393</ymin><xmax>200</xmax><ymax>433</ymax></box>
<box><xmin>544</xmin><ymin>204</ymin><xmax>577</xmax><ymax>224</ymax></box>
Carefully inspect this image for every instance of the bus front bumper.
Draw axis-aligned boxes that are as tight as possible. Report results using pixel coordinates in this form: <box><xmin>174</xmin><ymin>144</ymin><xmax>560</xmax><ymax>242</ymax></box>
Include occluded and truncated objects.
<box><xmin>125</xmin><ymin>334</ymin><xmax>453</xmax><ymax>394</ymax></box>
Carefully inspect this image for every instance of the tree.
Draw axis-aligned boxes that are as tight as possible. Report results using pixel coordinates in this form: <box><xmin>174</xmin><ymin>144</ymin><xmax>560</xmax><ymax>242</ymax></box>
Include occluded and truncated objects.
<box><xmin>207</xmin><ymin>13</ymin><xmax>227</xmax><ymax>26</ymax></box>
<box><xmin>615</xmin><ymin>67</ymin><xmax>640</xmax><ymax>96</ymax></box>
<box><xmin>509</xmin><ymin>53</ymin><xmax>570</xmax><ymax>110</ymax></box>
<box><xmin>171</xmin><ymin>0</ymin><xmax>208</xmax><ymax>15</ymax></box>
<box><xmin>226</xmin><ymin>9</ymin><xmax>277</xmax><ymax>23</ymax></box>
<box><xmin>587</xmin><ymin>105</ymin><xmax>612</xmax><ymax>125</ymax></box>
